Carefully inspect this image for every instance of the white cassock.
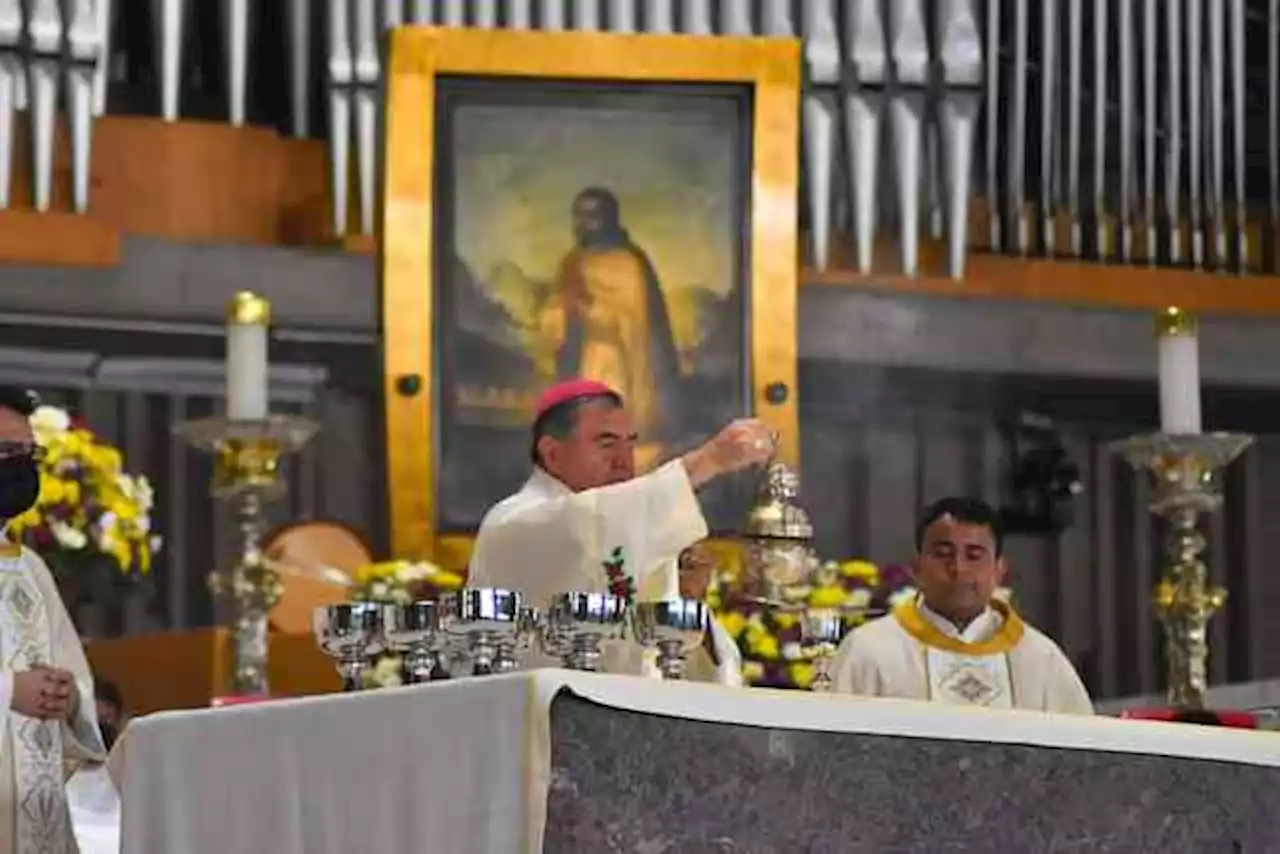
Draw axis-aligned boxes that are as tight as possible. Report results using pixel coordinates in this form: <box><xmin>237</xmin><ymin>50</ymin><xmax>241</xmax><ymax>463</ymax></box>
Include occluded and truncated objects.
<box><xmin>0</xmin><ymin>541</ymin><xmax>106</xmax><ymax>854</ymax></box>
<box><xmin>831</xmin><ymin>596</ymin><xmax>1094</xmax><ymax>715</ymax></box>
<box><xmin>469</xmin><ymin>460</ymin><xmax>743</xmax><ymax>685</ymax></box>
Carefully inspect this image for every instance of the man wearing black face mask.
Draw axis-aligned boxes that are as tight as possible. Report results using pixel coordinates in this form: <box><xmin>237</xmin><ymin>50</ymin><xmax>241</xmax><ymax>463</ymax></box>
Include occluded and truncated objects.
<box><xmin>0</xmin><ymin>388</ymin><xmax>105</xmax><ymax>852</ymax></box>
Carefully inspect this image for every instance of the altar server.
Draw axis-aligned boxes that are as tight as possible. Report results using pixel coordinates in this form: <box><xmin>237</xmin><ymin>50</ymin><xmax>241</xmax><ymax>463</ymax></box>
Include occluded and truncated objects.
<box><xmin>832</xmin><ymin>497</ymin><xmax>1094</xmax><ymax>715</ymax></box>
<box><xmin>0</xmin><ymin>387</ymin><xmax>106</xmax><ymax>853</ymax></box>
<box><xmin>469</xmin><ymin>379</ymin><xmax>774</xmax><ymax>683</ymax></box>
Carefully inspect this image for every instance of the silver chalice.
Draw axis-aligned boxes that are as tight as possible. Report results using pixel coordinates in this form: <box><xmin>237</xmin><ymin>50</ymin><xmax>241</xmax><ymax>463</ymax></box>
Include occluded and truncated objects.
<box><xmin>797</xmin><ymin>607</ymin><xmax>862</xmax><ymax>692</ymax></box>
<box><xmin>313</xmin><ymin>602</ymin><xmax>385</xmax><ymax>691</ymax></box>
<box><xmin>546</xmin><ymin>592</ymin><xmax>628</xmax><ymax>671</ymax></box>
<box><xmin>632</xmin><ymin>598</ymin><xmax>711</xmax><ymax>679</ymax></box>
<box><xmin>437</xmin><ymin>588</ymin><xmax>531</xmax><ymax>675</ymax></box>
<box><xmin>383</xmin><ymin>601</ymin><xmax>442</xmax><ymax>684</ymax></box>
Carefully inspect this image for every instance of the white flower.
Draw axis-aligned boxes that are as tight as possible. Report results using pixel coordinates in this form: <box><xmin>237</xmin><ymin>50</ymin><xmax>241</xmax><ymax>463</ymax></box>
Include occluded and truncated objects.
<box><xmin>149</xmin><ymin>535</ymin><xmax>164</xmax><ymax>555</ymax></box>
<box><xmin>369</xmin><ymin>656</ymin><xmax>403</xmax><ymax>688</ymax></box>
<box><xmin>29</xmin><ymin>405</ymin><xmax>70</xmax><ymax>435</ymax></box>
<box><xmin>50</xmin><ymin>522</ymin><xmax>87</xmax><ymax>550</ymax></box>
<box><xmin>118</xmin><ymin>475</ymin><xmax>154</xmax><ymax>511</ymax></box>
<box><xmin>396</xmin><ymin>562</ymin><xmax>431</xmax><ymax>582</ymax></box>
<box><xmin>781</xmin><ymin>641</ymin><xmax>803</xmax><ymax>661</ymax></box>
<box><xmin>844</xmin><ymin>588</ymin><xmax>872</xmax><ymax>609</ymax></box>
<box><xmin>398</xmin><ymin>561</ymin><xmax>444</xmax><ymax>584</ymax></box>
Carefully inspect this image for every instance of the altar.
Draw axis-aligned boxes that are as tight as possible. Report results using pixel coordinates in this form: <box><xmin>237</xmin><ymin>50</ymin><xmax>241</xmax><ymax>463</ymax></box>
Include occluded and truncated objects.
<box><xmin>112</xmin><ymin>670</ymin><xmax>1280</xmax><ymax>853</ymax></box>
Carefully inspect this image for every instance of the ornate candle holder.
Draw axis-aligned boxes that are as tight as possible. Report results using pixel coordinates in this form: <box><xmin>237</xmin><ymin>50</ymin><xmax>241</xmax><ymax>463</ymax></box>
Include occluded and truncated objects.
<box><xmin>1111</xmin><ymin>431</ymin><xmax>1254</xmax><ymax>709</ymax></box>
<box><xmin>177</xmin><ymin>414</ymin><xmax>319</xmax><ymax>696</ymax></box>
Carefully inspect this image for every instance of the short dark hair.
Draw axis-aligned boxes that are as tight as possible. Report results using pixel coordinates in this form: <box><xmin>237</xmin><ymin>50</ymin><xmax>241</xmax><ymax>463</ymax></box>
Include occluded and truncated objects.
<box><xmin>530</xmin><ymin>391</ymin><xmax>623</xmax><ymax>465</ymax></box>
<box><xmin>95</xmin><ymin>679</ymin><xmax>123</xmax><ymax>712</ymax></box>
<box><xmin>916</xmin><ymin>496</ymin><xmax>1005</xmax><ymax>556</ymax></box>
<box><xmin>0</xmin><ymin>387</ymin><xmax>38</xmax><ymax>418</ymax></box>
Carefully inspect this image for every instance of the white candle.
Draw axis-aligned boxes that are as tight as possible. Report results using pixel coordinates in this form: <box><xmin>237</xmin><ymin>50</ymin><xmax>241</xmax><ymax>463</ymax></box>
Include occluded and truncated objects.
<box><xmin>226</xmin><ymin>291</ymin><xmax>271</xmax><ymax>420</ymax></box>
<box><xmin>1156</xmin><ymin>307</ymin><xmax>1202</xmax><ymax>435</ymax></box>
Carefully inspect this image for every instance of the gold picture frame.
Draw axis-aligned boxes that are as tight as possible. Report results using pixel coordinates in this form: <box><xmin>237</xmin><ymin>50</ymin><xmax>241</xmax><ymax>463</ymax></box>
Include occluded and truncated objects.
<box><xmin>381</xmin><ymin>27</ymin><xmax>800</xmax><ymax>569</ymax></box>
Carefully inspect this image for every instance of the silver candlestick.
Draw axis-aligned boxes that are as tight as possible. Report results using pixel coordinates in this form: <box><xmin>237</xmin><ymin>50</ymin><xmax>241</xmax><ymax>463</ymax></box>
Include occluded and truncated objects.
<box><xmin>177</xmin><ymin>414</ymin><xmax>318</xmax><ymax>696</ymax></box>
<box><xmin>1111</xmin><ymin>431</ymin><xmax>1253</xmax><ymax>709</ymax></box>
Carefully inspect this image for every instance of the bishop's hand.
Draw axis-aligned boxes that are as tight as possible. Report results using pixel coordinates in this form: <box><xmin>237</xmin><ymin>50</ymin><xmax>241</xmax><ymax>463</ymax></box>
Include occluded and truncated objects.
<box><xmin>681</xmin><ymin>418</ymin><xmax>778</xmax><ymax>488</ymax></box>
<box><xmin>12</xmin><ymin>665</ymin><xmax>75</xmax><ymax>721</ymax></box>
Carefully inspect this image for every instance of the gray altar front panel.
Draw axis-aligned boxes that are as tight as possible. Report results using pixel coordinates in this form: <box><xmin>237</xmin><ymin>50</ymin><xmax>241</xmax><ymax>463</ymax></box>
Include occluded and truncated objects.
<box><xmin>544</xmin><ymin>692</ymin><xmax>1273</xmax><ymax>853</ymax></box>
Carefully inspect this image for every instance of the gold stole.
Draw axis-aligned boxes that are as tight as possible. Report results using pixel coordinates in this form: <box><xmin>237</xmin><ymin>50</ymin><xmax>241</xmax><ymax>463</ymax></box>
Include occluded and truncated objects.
<box><xmin>0</xmin><ymin>547</ymin><xmax>72</xmax><ymax>853</ymax></box>
<box><xmin>893</xmin><ymin>599</ymin><xmax>1026</xmax><ymax>708</ymax></box>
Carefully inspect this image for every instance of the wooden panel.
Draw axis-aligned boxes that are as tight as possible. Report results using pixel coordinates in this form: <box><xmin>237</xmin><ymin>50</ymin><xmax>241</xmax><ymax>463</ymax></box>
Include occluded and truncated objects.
<box><xmin>4</xmin><ymin>116</ymin><xmax>331</xmax><ymax>251</ymax></box>
<box><xmin>807</xmin><ymin>254</ymin><xmax>1280</xmax><ymax>319</ymax></box>
<box><xmin>0</xmin><ymin>210</ymin><xmax>119</xmax><ymax>267</ymax></box>
<box><xmin>86</xmin><ymin>628</ymin><xmax>340</xmax><ymax>716</ymax></box>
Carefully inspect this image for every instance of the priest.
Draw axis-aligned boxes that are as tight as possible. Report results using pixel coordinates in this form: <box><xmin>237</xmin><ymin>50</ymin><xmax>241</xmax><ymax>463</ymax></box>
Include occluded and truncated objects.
<box><xmin>831</xmin><ymin>497</ymin><xmax>1093</xmax><ymax>714</ymax></box>
<box><xmin>0</xmin><ymin>387</ymin><xmax>105</xmax><ymax>853</ymax></box>
<box><xmin>469</xmin><ymin>379</ymin><xmax>776</xmax><ymax>682</ymax></box>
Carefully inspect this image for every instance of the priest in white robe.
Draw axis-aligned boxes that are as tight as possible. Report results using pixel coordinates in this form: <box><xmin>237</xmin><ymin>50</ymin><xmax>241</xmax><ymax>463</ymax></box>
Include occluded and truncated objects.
<box><xmin>832</xmin><ymin>496</ymin><xmax>1093</xmax><ymax>714</ymax></box>
<box><xmin>0</xmin><ymin>388</ymin><xmax>106</xmax><ymax>853</ymax></box>
<box><xmin>469</xmin><ymin>379</ymin><xmax>776</xmax><ymax>684</ymax></box>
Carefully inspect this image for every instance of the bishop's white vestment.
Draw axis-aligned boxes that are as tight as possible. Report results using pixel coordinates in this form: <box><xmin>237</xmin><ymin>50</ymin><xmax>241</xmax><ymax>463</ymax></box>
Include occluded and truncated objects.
<box><xmin>469</xmin><ymin>461</ymin><xmax>743</xmax><ymax>685</ymax></box>
<box><xmin>831</xmin><ymin>597</ymin><xmax>1093</xmax><ymax>714</ymax></box>
<box><xmin>0</xmin><ymin>541</ymin><xmax>105</xmax><ymax>854</ymax></box>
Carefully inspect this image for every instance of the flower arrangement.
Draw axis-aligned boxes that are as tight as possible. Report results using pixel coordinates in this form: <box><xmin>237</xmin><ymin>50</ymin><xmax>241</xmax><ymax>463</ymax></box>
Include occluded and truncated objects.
<box><xmin>351</xmin><ymin>559</ymin><xmax>465</xmax><ymax>687</ymax></box>
<box><xmin>352</xmin><ymin>559</ymin><xmax>465</xmax><ymax>605</ymax></box>
<box><xmin>709</xmin><ymin>559</ymin><xmax>915</xmax><ymax>690</ymax></box>
<box><xmin>711</xmin><ymin>559</ymin><xmax>1018</xmax><ymax>690</ymax></box>
<box><xmin>6</xmin><ymin>405</ymin><xmax>158</xmax><ymax>602</ymax></box>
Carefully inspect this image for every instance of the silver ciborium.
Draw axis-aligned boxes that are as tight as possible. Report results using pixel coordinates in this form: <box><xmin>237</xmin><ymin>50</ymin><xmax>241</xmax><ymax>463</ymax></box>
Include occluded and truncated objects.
<box><xmin>313</xmin><ymin>602</ymin><xmax>385</xmax><ymax>691</ymax></box>
<box><xmin>546</xmin><ymin>592</ymin><xmax>628</xmax><ymax>671</ymax></box>
<box><xmin>383</xmin><ymin>601</ymin><xmax>442</xmax><ymax>684</ymax></box>
<box><xmin>741</xmin><ymin>462</ymin><xmax>820</xmax><ymax>605</ymax></box>
<box><xmin>632</xmin><ymin>599</ymin><xmax>710</xmax><ymax>679</ymax></box>
<box><xmin>437</xmin><ymin>588</ymin><xmax>531</xmax><ymax>675</ymax></box>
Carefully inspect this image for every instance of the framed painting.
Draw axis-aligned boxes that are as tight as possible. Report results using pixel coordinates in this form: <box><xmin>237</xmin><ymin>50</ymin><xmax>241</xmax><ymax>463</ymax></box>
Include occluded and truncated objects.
<box><xmin>381</xmin><ymin>27</ymin><xmax>800</xmax><ymax>568</ymax></box>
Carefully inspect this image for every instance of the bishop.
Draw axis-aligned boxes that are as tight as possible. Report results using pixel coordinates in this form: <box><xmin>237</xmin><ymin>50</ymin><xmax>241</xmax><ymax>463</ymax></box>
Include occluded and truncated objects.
<box><xmin>469</xmin><ymin>379</ymin><xmax>775</xmax><ymax>682</ymax></box>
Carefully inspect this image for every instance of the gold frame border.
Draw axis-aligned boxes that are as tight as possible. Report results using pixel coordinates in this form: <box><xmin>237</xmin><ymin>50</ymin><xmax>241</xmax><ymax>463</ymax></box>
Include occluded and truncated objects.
<box><xmin>381</xmin><ymin>27</ymin><xmax>801</xmax><ymax>567</ymax></box>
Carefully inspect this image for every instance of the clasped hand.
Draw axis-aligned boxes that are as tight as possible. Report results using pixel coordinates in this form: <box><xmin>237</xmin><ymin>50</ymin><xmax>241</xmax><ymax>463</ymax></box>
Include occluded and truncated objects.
<box><xmin>12</xmin><ymin>665</ymin><xmax>76</xmax><ymax>721</ymax></box>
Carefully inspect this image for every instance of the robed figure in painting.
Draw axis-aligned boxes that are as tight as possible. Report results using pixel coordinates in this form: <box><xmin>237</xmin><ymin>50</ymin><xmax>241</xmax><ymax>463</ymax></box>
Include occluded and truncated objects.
<box><xmin>541</xmin><ymin>188</ymin><xmax>684</xmax><ymax>468</ymax></box>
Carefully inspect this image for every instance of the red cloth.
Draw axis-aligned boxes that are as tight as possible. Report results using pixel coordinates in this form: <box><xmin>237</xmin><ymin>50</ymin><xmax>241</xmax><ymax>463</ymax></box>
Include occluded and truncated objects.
<box><xmin>1120</xmin><ymin>707</ymin><xmax>1258</xmax><ymax>729</ymax></box>
<box><xmin>534</xmin><ymin>379</ymin><xmax>619</xmax><ymax>420</ymax></box>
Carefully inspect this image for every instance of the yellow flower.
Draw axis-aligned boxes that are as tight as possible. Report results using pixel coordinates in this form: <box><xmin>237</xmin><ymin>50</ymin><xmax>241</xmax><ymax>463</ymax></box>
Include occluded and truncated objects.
<box><xmin>773</xmin><ymin>612</ymin><xmax>798</xmax><ymax>630</ymax></box>
<box><xmin>788</xmin><ymin>661</ymin><xmax>816</xmax><ymax>689</ymax></box>
<box><xmin>354</xmin><ymin>561</ymin><xmax>403</xmax><ymax>586</ymax></box>
<box><xmin>431</xmin><ymin>569</ymin><xmax>465</xmax><ymax>590</ymax></box>
<box><xmin>745</xmin><ymin>624</ymin><xmax>780</xmax><ymax>660</ymax></box>
<box><xmin>808</xmin><ymin>585</ymin><xmax>847</xmax><ymax>609</ymax></box>
<box><xmin>742</xmin><ymin>660</ymin><xmax>765</xmax><ymax>680</ymax></box>
<box><xmin>840</xmin><ymin>560</ymin><xmax>880</xmax><ymax>581</ymax></box>
<box><xmin>716</xmin><ymin>610</ymin><xmax>747</xmax><ymax>638</ymax></box>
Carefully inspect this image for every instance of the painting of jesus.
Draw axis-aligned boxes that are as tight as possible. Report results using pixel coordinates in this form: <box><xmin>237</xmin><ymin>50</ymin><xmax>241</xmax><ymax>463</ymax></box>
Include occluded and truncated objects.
<box><xmin>433</xmin><ymin>79</ymin><xmax>752</xmax><ymax>531</ymax></box>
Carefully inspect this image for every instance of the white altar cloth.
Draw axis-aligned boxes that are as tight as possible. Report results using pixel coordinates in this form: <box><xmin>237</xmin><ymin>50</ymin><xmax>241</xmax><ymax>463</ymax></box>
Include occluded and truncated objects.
<box><xmin>112</xmin><ymin>669</ymin><xmax>1280</xmax><ymax>854</ymax></box>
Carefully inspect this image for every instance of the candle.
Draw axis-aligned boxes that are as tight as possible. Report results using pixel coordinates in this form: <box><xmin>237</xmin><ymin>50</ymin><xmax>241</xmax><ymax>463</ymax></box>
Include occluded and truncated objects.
<box><xmin>226</xmin><ymin>291</ymin><xmax>271</xmax><ymax>420</ymax></box>
<box><xmin>1155</xmin><ymin>306</ymin><xmax>1201</xmax><ymax>435</ymax></box>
